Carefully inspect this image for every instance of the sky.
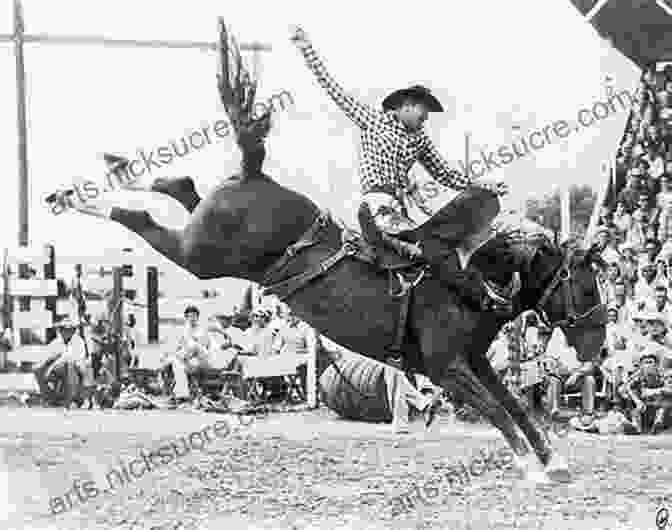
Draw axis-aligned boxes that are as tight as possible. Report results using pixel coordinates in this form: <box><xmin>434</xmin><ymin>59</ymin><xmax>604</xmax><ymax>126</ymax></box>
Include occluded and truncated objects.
<box><xmin>0</xmin><ymin>0</ymin><xmax>641</xmax><ymax>293</ymax></box>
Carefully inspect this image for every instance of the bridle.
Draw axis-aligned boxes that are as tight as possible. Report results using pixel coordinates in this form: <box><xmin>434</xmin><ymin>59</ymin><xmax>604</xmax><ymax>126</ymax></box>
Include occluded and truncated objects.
<box><xmin>533</xmin><ymin>247</ymin><xmax>606</xmax><ymax>331</ymax></box>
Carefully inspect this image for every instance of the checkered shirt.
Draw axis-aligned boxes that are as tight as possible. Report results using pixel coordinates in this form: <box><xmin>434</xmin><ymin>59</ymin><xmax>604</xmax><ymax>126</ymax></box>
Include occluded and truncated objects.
<box><xmin>298</xmin><ymin>43</ymin><xmax>471</xmax><ymax>199</ymax></box>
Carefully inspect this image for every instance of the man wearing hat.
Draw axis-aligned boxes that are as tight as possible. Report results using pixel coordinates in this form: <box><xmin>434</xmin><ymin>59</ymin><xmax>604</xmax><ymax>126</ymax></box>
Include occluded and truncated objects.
<box><xmin>624</xmin><ymin>338</ymin><xmax>665</xmax><ymax>433</ymax></box>
<box><xmin>289</xmin><ymin>26</ymin><xmax>506</xmax><ymax>269</ymax></box>
<box><xmin>38</xmin><ymin>316</ymin><xmax>94</xmax><ymax>408</ymax></box>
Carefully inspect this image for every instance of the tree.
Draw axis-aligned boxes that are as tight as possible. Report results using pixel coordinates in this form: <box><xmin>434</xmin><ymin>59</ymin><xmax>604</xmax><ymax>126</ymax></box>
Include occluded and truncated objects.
<box><xmin>524</xmin><ymin>185</ymin><xmax>596</xmax><ymax>238</ymax></box>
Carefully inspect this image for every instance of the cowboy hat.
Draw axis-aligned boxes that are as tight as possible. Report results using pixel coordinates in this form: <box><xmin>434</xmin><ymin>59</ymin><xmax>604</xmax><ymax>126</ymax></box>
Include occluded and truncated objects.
<box><xmin>382</xmin><ymin>85</ymin><xmax>444</xmax><ymax>112</ymax></box>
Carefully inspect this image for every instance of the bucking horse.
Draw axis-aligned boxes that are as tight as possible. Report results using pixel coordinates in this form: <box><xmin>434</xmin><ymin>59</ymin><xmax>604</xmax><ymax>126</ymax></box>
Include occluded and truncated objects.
<box><xmin>61</xmin><ymin>21</ymin><xmax>606</xmax><ymax>483</ymax></box>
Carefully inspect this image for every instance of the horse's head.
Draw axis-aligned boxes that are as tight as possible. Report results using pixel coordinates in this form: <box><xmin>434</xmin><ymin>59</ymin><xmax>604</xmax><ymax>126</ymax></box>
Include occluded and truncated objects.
<box><xmin>183</xmin><ymin>171</ymin><xmax>319</xmax><ymax>280</ymax></box>
<box><xmin>519</xmin><ymin>237</ymin><xmax>607</xmax><ymax>360</ymax></box>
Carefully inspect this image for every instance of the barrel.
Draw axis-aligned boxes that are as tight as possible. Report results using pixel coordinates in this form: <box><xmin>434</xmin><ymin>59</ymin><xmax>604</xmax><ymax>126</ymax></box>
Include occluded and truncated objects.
<box><xmin>319</xmin><ymin>354</ymin><xmax>392</xmax><ymax>422</ymax></box>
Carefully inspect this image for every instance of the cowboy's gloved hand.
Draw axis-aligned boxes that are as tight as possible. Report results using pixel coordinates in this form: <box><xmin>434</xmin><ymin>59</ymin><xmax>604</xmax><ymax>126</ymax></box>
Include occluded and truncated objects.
<box><xmin>289</xmin><ymin>26</ymin><xmax>311</xmax><ymax>49</ymax></box>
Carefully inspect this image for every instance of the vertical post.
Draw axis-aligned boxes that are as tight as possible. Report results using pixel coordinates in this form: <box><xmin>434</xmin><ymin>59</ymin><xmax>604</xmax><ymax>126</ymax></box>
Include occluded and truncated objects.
<box><xmin>560</xmin><ymin>187</ymin><xmax>571</xmax><ymax>242</ymax></box>
<box><xmin>464</xmin><ymin>132</ymin><xmax>470</xmax><ymax>178</ymax></box>
<box><xmin>307</xmin><ymin>334</ymin><xmax>317</xmax><ymax>408</ymax></box>
<box><xmin>112</xmin><ymin>267</ymin><xmax>123</xmax><ymax>380</ymax></box>
<box><xmin>44</xmin><ymin>244</ymin><xmax>56</xmax><ymax>344</ymax></box>
<box><xmin>147</xmin><ymin>266</ymin><xmax>159</xmax><ymax>343</ymax></box>
<box><xmin>13</xmin><ymin>0</ymin><xmax>29</xmax><ymax>247</ymax></box>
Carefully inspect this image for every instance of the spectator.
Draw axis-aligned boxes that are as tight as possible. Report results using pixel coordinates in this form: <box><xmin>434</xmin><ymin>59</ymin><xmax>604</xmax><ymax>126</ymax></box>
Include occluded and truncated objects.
<box><xmin>625</xmin><ymin>201</ymin><xmax>648</xmax><ymax>252</ymax></box>
<box><xmin>241</xmin><ymin>308</ymin><xmax>277</xmax><ymax>357</ymax></box>
<box><xmin>617</xmin><ymin>172</ymin><xmax>643</xmax><ymax>213</ymax></box>
<box><xmin>160</xmin><ymin>305</ymin><xmax>212</xmax><ymax>401</ymax></box>
<box><xmin>212</xmin><ymin>313</ymin><xmax>246</xmax><ymax>349</ymax></box>
<box><xmin>641</xmin><ymin>368</ymin><xmax>672</xmax><ymax>433</ymax></box>
<box><xmin>613</xmin><ymin>202</ymin><xmax>632</xmax><ymax>242</ymax></box>
<box><xmin>643</xmin><ymin>238</ymin><xmax>660</xmax><ymax>266</ymax></box>
<box><xmin>274</xmin><ymin>308</ymin><xmax>318</xmax><ymax>397</ymax></box>
<box><xmin>601</xmin><ymin>306</ymin><xmax>632</xmax><ymax>409</ymax></box>
<box><xmin>618</xmin><ymin>242</ymin><xmax>639</xmax><ymax>289</ymax></box>
<box><xmin>634</xmin><ymin>262</ymin><xmax>657</xmax><ymax>304</ymax></box>
<box><xmin>624</xmin><ymin>348</ymin><xmax>664</xmax><ymax>433</ymax></box>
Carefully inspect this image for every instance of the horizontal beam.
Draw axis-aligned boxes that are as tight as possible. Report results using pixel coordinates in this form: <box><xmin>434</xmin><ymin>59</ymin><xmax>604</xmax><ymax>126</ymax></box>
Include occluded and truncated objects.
<box><xmin>0</xmin><ymin>32</ymin><xmax>271</xmax><ymax>51</ymax></box>
<box><xmin>9</xmin><ymin>279</ymin><xmax>57</xmax><ymax>297</ymax></box>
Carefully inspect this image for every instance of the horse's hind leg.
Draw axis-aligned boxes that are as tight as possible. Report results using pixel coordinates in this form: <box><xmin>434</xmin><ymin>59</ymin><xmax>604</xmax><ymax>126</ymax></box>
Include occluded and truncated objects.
<box><xmin>124</xmin><ymin>176</ymin><xmax>201</xmax><ymax>213</ymax></box>
<box><xmin>150</xmin><ymin>177</ymin><xmax>201</xmax><ymax>212</ymax></box>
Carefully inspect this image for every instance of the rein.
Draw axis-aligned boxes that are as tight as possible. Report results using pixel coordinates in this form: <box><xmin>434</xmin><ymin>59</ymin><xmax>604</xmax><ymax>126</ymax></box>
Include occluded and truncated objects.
<box><xmin>534</xmin><ymin>248</ymin><xmax>606</xmax><ymax>332</ymax></box>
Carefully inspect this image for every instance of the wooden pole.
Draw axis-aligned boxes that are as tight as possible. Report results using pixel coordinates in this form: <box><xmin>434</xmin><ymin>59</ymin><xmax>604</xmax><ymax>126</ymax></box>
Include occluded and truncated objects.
<box><xmin>13</xmin><ymin>0</ymin><xmax>29</xmax><ymax>247</ymax></box>
<box><xmin>464</xmin><ymin>132</ymin><xmax>470</xmax><ymax>178</ymax></box>
<box><xmin>112</xmin><ymin>267</ymin><xmax>123</xmax><ymax>380</ymax></box>
<box><xmin>147</xmin><ymin>266</ymin><xmax>159</xmax><ymax>343</ymax></box>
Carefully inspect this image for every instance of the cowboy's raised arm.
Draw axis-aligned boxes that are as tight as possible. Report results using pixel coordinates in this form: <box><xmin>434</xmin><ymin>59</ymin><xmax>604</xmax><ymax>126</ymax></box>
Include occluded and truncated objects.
<box><xmin>290</xmin><ymin>26</ymin><xmax>380</xmax><ymax>130</ymax></box>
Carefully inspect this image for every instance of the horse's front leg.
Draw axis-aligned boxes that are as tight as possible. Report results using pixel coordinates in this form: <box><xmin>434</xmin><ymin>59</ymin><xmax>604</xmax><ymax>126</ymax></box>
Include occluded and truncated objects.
<box><xmin>437</xmin><ymin>357</ymin><xmax>553</xmax><ymax>483</ymax></box>
<box><xmin>466</xmin><ymin>354</ymin><xmax>570</xmax><ymax>482</ymax></box>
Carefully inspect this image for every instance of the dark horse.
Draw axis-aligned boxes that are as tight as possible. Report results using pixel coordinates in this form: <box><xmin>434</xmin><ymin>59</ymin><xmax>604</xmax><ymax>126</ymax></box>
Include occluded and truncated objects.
<box><xmin>67</xmin><ymin>22</ymin><xmax>606</xmax><ymax>483</ymax></box>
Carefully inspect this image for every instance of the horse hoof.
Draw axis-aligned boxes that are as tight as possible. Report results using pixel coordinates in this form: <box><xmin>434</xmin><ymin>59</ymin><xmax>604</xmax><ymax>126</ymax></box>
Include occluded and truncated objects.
<box><xmin>513</xmin><ymin>454</ymin><xmax>550</xmax><ymax>484</ymax></box>
<box><xmin>544</xmin><ymin>453</ymin><xmax>572</xmax><ymax>483</ymax></box>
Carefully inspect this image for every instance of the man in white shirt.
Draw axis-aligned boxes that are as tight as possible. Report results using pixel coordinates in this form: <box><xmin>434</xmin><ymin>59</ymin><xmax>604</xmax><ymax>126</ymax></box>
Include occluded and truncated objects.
<box><xmin>38</xmin><ymin>317</ymin><xmax>93</xmax><ymax>408</ymax></box>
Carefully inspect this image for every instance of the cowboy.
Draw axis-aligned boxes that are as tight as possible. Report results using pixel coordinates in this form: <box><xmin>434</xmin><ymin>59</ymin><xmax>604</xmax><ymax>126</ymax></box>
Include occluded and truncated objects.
<box><xmin>289</xmin><ymin>27</ymin><xmax>507</xmax><ymax>265</ymax></box>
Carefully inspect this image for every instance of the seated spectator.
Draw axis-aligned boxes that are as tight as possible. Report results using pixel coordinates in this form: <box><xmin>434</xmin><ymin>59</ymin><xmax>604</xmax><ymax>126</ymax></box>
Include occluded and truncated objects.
<box><xmin>36</xmin><ymin>317</ymin><xmax>95</xmax><ymax>409</ymax></box>
<box><xmin>641</xmin><ymin>368</ymin><xmax>672</xmax><ymax>433</ymax></box>
<box><xmin>634</xmin><ymin>262</ymin><xmax>657</xmax><ymax>303</ymax></box>
<box><xmin>617</xmin><ymin>242</ymin><xmax>638</xmax><ymax>289</ymax></box>
<box><xmin>624</xmin><ymin>348</ymin><xmax>664</xmax><ymax>433</ymax></box>
<box><xmin>177</xmin><ymin>305</ymin><xmax>212</xmax><ymax>369</ymax></box>
<box><xmin>654</xmin><ymin>261</ymin><xmax>670</xmax><ymax>290</ymax></box>
<box><xmin>625</xmin><ymin>203</ymin><xmax>648</xmax><ymax>253</ymax></box>
<box><xmin>241</xmin><ymin>308</ymin><xmax>278</xmax><ymax>357</ymax></box>
<box><xmin>596</xmin><ymin>205</ymin><xmax>615</xmax><ymax>229</ymax></box>
<box><xmin>600</xmin><ymin>261</ymin><xmax>623</xmax><ymax>306</ymax></box>
<box><xmin>613</xmin><ymin>201</ymin><xmax>632</xmax><ymax>241</ymax></box>
<box><xmin>274</xmin><ymin>309</ymin><xmax>318</xmax><ymax>397</ymax></box>
<box><xmin>612</xmin><ymin>281</ymin><xmax>635</xmax><ymax>325</ymax></box>
<box><xmin>617</xmin><ymin>172</ymin><xmax>644</xmax><ymax>213</ymax></box>
<box><xmin>160</xmin><ymin>305</ymin><xmax>212</xmax><ymax>401</ymax></box>
<box><xmin>600</xmin><ymin>231</ymin><xmax>621</xmax><ymax>265</ymax></box>
<box><xmin>642</xmin><ymin>238</ymin><xmax>660</xmax><ymax>267</ymax></box>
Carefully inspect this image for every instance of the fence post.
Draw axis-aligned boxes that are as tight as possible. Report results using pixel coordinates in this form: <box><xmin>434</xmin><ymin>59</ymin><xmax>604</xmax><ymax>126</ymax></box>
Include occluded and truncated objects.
<box><xmin>147</xmin><ymin>266</ymin><xmax>159</xmax><ymax>343</ymax></box>
<box><xmin>112</xmin><ymin>267</ymin><xmax>123</xmax><ymax>379</ymax></box>
<box><xmin>44</xmin><ymin>244</ymin><xmax>56</xmax><ymax>343</ymax></box>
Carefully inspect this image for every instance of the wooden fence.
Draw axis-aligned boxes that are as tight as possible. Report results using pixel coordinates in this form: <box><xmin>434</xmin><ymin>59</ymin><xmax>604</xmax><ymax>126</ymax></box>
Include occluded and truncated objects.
<box><xmin>1</xmin><ymin>245</ymin><xmax>159</xmax><ymax>347</ymax></box>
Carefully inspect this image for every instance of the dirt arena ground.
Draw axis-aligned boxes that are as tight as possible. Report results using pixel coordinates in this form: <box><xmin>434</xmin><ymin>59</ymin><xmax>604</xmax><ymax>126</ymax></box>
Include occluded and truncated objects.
<box><xmin>1</xmin><ymin>405</ymin><xmax>670</xmax><ymax>530</ymax></box>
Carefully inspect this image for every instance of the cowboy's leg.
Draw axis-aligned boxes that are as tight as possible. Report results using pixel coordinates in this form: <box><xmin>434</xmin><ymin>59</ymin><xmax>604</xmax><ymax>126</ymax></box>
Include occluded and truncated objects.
<box><xmin>359</xmin><ymin>194</ymin><xmax>420</xmax><ymax>259</ymax></box>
